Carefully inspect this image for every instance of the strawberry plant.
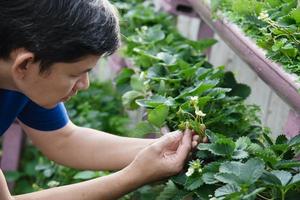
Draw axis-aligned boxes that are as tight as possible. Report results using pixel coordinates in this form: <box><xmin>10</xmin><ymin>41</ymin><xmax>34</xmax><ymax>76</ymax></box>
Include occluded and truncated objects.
<box><xmin>113</xmin><ymin>0</ymin><xmax>300</xmax><ymax>199</ymax></box>
<box><xmin>66</xmin><ymin>81</ymin><xmax>130</xmax><ymax>135</ymax></box>
<box><xmin>211</xmin><ymin>0</ymin><xmax>300</xmax><ymax>78</ymax></box>
<box><xmin>7</xmin><ymin>1</ymin><xmax>300</xmax><ymax>199</ymax></box>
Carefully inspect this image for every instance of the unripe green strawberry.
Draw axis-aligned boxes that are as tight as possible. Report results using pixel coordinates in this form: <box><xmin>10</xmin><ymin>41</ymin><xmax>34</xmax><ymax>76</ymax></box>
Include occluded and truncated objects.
<box><xmin>178</xmin><ymin>121</ymin><xmax>191</xmax><ymax>131</ymax></box>
<box><xmin>199</xmin><ymin>123</ymin><xmax>206</xmax><ymax>136</ymax></box>
<box><xmin>178</xmin><ymin>122</ymin><xmax>186</xmax><ymax>130</ymax></box>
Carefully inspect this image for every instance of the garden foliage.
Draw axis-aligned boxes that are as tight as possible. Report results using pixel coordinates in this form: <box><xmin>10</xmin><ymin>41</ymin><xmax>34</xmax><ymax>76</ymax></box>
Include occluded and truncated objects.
<box><xmin>211</xmin><ymin>0</ymin><xmax>300</xmax><ymax>79</ymax></box>
<box><xmin>114</xmin><ymin>0</ymin><xmax>300</xmax><ymax>199</ymax></box>
<box><xmin>6</xmin><ymin>0</ymin><xmax>300</xmax><ymax>199</ymax></box>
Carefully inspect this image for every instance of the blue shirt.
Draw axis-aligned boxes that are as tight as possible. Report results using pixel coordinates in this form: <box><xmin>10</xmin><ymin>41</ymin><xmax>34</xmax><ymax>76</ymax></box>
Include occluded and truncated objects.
<box><xmin>0</xmin><ymin>89</ymin><xmax>69</xmax><ymax>136</ymax></box>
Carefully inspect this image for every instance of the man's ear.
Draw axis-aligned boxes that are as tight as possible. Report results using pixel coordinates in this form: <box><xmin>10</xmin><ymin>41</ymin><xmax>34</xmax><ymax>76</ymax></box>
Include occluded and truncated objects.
<box><xmin>11</xmin><ymin>50</ymin><xmax>35</xmax><ymax>80</ymax></box>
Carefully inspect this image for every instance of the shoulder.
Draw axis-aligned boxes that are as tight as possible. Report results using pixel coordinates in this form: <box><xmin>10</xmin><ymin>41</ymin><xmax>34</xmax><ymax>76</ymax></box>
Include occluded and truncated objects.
<box><xmin>0</xmin><ymin>89</ymin><xmax>28</xmax><ymax>135</ymax></box>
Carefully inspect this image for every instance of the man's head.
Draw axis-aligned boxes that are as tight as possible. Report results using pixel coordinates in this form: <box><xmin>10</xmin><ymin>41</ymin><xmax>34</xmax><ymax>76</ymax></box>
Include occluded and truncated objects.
<box><xmin>0</xmin><ymin>0</ymin><xmax>120</xmax><ymax>108</ymax></box>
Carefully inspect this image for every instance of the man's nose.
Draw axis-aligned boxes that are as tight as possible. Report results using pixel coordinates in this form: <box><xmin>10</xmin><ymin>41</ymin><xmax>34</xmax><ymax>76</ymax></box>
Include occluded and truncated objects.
<box><xmin>77</xmin><ymin>73</ymin><xmax>90</xmax><ymax>91</ymax></box>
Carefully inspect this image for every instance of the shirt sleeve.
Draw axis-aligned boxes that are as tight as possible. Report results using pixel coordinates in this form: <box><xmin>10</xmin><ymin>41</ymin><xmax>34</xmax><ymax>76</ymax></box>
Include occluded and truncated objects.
<box><xmin>18</xmin><ymin>100</ymin><xmax>69</xmax><ymax>131</ymax></box>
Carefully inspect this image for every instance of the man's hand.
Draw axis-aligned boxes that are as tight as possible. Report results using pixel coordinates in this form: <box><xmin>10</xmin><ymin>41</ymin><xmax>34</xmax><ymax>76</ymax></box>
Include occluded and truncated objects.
<box><xmin>191</xmin><ymin>132</ymin><xmax>208</xmax><ymax>149</ymax></box>
<box><xmin>0</xmin><ymin>169</ymin><xmax>12</xmax><ymax>200</ymax></box>
<box><xmin>127</xmin><ymin>129</ymin><xmax>194</xmax><ymax>183</ymax></box>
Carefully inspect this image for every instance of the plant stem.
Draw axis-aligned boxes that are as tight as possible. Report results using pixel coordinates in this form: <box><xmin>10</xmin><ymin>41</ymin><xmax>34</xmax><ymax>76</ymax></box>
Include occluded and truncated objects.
<box><xmin>257</xmin><ymin>193</ymin><xmax>272</xmax><ymax>200</ymax></box>
<box><xmin>281</xmin><ymin>189</ymin><xmax>285</xmax><ymax>200</ymax></box>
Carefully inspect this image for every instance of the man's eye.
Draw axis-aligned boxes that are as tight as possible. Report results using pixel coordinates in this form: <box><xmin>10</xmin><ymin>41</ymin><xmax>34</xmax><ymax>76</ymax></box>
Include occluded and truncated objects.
<box><xmin>70</xmin><ymin>74</ymin><xmax>80</xmax><ymax>78</ymax></box>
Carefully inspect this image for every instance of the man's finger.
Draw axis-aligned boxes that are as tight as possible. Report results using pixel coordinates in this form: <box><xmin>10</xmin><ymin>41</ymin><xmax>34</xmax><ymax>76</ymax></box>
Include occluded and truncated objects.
<box><xmin>193</xmin><ymin>135</ymin><xmax>199</xmax><ymax>142</ymax></box>
<box><xmin>156</xmin><ymin>130</ymin><xmax>183</xmax><ymax>148</ymax></box>
<box><xmin>203</xmin><ymin>136</ymin><xmax>208</xmax><ymax>143</ymax></box>
<box><xmin>192</xmin><ymin>140</ymin><xmax>198</xmax><ymax>148</ymax></box>
<box><xmin>176</xmin><ymin>129</ymin><xmax>192</xmax><ymax>161</ymax></box>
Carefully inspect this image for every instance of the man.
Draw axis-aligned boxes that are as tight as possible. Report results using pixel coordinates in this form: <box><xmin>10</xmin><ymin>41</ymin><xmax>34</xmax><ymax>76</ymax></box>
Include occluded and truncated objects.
<box><xmin>0</xmin><ymin>0</ymin><xmax>200</xmax><ymax>199</ymax></box>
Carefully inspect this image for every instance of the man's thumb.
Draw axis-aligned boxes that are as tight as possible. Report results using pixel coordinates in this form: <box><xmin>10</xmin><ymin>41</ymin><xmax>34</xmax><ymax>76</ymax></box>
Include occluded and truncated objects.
<box><xmin>156</xmin><ymin>130</ymin><xmax>183</xmax><ymax>147</ymax></box>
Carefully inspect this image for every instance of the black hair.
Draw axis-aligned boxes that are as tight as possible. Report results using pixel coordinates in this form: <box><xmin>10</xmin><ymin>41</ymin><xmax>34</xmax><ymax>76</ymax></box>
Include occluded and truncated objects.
<box><xmin>0</xmin><ymin>0</ymin><xmax>120</xmax><ymax>72</ymax></box>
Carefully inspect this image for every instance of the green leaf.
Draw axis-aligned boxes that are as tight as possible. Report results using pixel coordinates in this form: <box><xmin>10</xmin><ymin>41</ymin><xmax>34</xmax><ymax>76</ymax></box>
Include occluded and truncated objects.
<box><xmin>223</xmin><ymin>71</ymin><xmax>251</xmax><ymax>99</ymax></box>
<box><xmin>271</xmin><ymin>144</ymin><xmax>290</xmax><ymax>154</ymax></box>
<box><xmin>136</xmin><ymin>95</ymin><xmax>175</xmax><ymax>108</ymax></box>
<box><xmin>203</xmin><ymin>161</ymin><xmax>221</xmax><ymax>173</ymax></box>
<box><xmin>184</xmin><ymin>174</ymin><xmax>204</xmax><ymax>191</ymax></box>
<box><xmin>156</xmin><ymin>181</ymin><xmax>178</xmax><ymax>200</ymax></box>
<box><xmin>215</xmin><ymin>184</ymin><xmax>241</xmax><ymax>197</ymax></box>
<box><xmin>229</xmin><ymin>84</ymin><xmax>251</xmax><ymax>99</ymax></box>
<box><xmin>132</xmin><ymin>48</ymin><xmax>160</xmax><ymax>67</ymax></box>
<box><xmin>247</xmin><ymin>143</ymin><xmax>263</xmax><ymax>153</ymax></box>
<box><xmin>239</xmin><ymin>159</ymin><xmax>265</xmax><ymax>184</ymax></box>
<box><xmin>130</xmin><ymin>74</ymin><xmax>145</xmax><ymax>92</ymax></box>
<box><xmin>186</xmin><ymin>38</ymin><xmax>217</xmax><ymax>52</ymax></box>
<box><xmin>171</xmin><ymin>173</ymin><xmax>187</xmax><ymax>186</ymax></box>
<box><xmin>177</xmin><ymin>79</ymin><xmax>219</xmax><ymax>99</ymax></box>
<box><xmin>156</xmin><ymin>52</ymin><xmax>177</xmax><ymax>65</ymax></box>
<box><xmin>232</xmin><ymin>150</ymin><xmax>249</xmax><ymax>160</ymax></box>
<box><xmin>204</xmin><ymin>129</ymin><xmax>219</xmax><ymax>143</ymax></box>
<box><xmin>131</xmin><ymin>121</ymin><xmax>156</xmax><ymax>137</ymax></box>
<box><xmin>281</xmin><ymin>43</ymin><xmax>298</xmax><ymax>58</ymax></box>
<box><xmin>217</xmin><ymin>158</ymin><xmax>265</xmax><ymax>185</ymax></box>
<box><xmin>198</xmin><ymin>138</ymin><xmax>236</xmax><ymax>157</ymax></box>
<box><xmin>172</xmin><ymin>191</ymin><xmax>193</xmax><ymax>200</ymax></box>
<box><xmin>195</xmin><ymin>185</ymin><xmax>219</xmax><ymax>200</ymax></box>
<box><xmin>158</xmin><ymin>80</ymin><xmax>166</xmax><ymax>95</ymax></box>
<box><xmin>73</xmin><ymin>171</ymin><xmax>100</xmax><ymax>180</ymax></box>
<box><xmin>211</xmin><ymin>0</ymin><xmax>222</xmax><ymax>12</ymax></box>
<box><xmin>242</xmin><ymin>187</ymin><xmax>265</xmax><ymax>199</ymax></box>
<box><xmin>147</xmin><ymin>65</ymin><xmax>168</xmax><ymax>78</ymax></box>
<box><xmin>148</xmin><ymin>104</ymin><xmax>169</xmax><ymax>127</ymax></box>
<box><xmin>215</xmin><ymin>172</ymin><xmax>241</xmax><ymax>185</ymax></box>
<box><xmin>202</xmin><ymin>172</ymin><xmax>219</xmax><ymax>184</ymax></box>
<box><xmin>251</xmin><ymin>147</ymin><xmax>279</xmax><ymax>165</ymax></box>
<box><xmin>197</xmin><ymin>96</ymin><xmax>212</xmax><ymax>109</ymax></box>
<box><xmin>263</xmin><ymin>170</ymin><xmax>293</xmax><ymax>186</ymax></box>
<box><xmin>261</xmin><ymin>171</ymin><xmax>282</xmax><ymax>186</ymax></box>
<box><xmin>232</xmin><ymin>0</ymin><xmax>263</xmax><ymax>15</ymax></box>
<box><xmin>235</xmin><ymin>136</ymin><xmax>251</xmax><ymax>150</ymax></box>
<box><xmin>288</xmin><ymin>134</ymin><xmax>300</xmax><ymax>147</ymax></box>
<box><xmin>291</xmin><ymin>173</ymin><xmax>300</xmax><ymax>185</ymax></box>
<box><xmin>132</xmin><ymin>25</ymin><xmax>166</xmax><ymax>44</ymax></box>
<box><xmin>276</xmin><ymin>135</ymin><xmax>288</xmax><ymax>145</ymax></box>
<box><xmin>178</xmin><ymin>67</ymin><xmax>197</xmax><ymax>80</ymax></box>
<box><xmin>263</xmin><ymin>133</ymin><xmax>274</xmax><ymax>146</ymax></box>
<box><xmin>271</xmin><ymin>170</ymin><xmax>293</xmax><ymax>186</ymax></box>
<box><xmin>274</xmin><ymin>160</ymin><xmax>300</xmax><ymax>169</ymax></box>
<box><xmin>4</xmin><ymin>171</ymin><xmax>22</xmax><ymax>182</ymax></box>
<box><xmin>122</xmin><ymin>90</ymin><xmax>144</xmax><ymax>109</ymax></box>
<box><xmin>47</xmin><ymin>180</ymin><xmax>60</xmax><ymax>188</ymax></box>
<box><xmin>290</xmin><ymin>8</ymin><xmax>300</xmax><ymax>24</ymax></box>
<box><xmin>115</xmin><ymin>68</ymin><xmax>134</xmax><ymax>84</ymax></box>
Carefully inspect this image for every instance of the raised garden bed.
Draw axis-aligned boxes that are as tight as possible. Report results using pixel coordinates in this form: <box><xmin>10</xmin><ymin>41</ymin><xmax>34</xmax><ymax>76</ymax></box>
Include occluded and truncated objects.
<box><xmin>159</xmin><ymin>0</ymin><xmax>300</xmax><ymax>137</ymax></box>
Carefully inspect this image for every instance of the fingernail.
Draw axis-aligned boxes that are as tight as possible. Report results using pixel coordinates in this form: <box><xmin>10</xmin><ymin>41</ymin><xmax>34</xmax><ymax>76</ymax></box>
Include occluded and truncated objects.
<box><xmin>184</xmin><ymin>129</ymin><xmax>190</xmax><ymax>133</ymax></box>
<box><xmin>172</xmin><ymin>130</ymin><xmax>182</xmax><ymax>137</ymax></box>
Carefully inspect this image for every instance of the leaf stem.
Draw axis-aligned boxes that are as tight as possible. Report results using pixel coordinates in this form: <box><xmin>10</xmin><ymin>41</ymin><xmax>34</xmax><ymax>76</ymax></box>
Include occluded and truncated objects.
<box><xmin>257</xmin><ymin>193</ymin><xmax>272</xmax><ymax>200</ymax></box>
<box><xmin>281</xmin><ymin>189</ymin><xmax>286</xmax><ymax>200</ymax></box>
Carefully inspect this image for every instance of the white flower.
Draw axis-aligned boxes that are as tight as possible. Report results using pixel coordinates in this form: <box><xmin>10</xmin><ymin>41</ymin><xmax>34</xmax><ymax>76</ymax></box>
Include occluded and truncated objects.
<box><xmin>185</xmin><ymin>167</ymin><xmax>195</xmax><ymax>177</ymax></box>
<box><xmin>198</xmin><ymin>168</ymin><xmax>203</xmax><ymax>173</ymax></box>
<box><xmin>258</xmin><ymin>11</ymin><xmax>269</xmax><ymax>20</ymax></box>
<box><xmin>47</xmin><ymin>180</ymin><xmax>60</xmax><ymax>188</ymax></box>
<box><xmin>190</xmin><ymin>96</ymin><xmax>199</xmax><ymax>105</ymax></box>
<box><xmin>190</xmin><ymin>96</ymin><xmax>198</xmax><ymax>101</ymax></box>
<box><xmin>140</xmin><ymin>71</ymin><xmax>145</xmax><ymax>79</ymax></box>
<box><xmin>195</xmin><ymin>110</ymin><xmax>206</xmax><ymax>117</ymax></box>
